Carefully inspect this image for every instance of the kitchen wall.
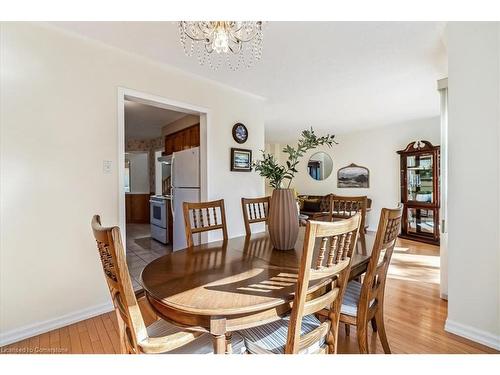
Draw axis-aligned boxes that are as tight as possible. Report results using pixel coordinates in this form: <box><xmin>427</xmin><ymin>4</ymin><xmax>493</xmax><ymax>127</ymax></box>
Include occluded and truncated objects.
<box><xmin>0</xmin><ymin>22</ymin><xmax>265</xmax><ymax>344</ymax></box>
<box><xmin>266</xmin><ymin>117</ymin><xmax>440</xmax><ymax>230</ymax></box>
<box><xmin>126</xmin><ymin>137</ymin><xmax>163</xmax><ymax>193</ymax></box>
<box><xmin>446</xmin><ymin>22</ymin><xmax>500</xmax><ymax>350</ymax></box>
<box><xmin>162</xmin><ymin>114</ymin><xmax>199</xmax><ymax>136</ymax></box>
<box><xmin>125</xmin><ymin>152</ymin><xmax>149</xmax><ymax>193</ymax></box>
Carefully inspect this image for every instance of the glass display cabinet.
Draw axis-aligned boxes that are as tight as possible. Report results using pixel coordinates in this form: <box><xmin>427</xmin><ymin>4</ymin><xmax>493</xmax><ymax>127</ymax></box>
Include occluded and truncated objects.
<box><xmin>397</xmin><ymin>140</ymin><xmax>440</xmax><ymax>245</ymax></box>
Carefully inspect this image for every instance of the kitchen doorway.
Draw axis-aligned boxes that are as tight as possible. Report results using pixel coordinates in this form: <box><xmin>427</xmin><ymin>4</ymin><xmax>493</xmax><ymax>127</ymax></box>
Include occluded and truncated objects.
<box><xmin>117</xmin><ymin>88</ymin><xmax>209</xmax><ymax>290</ymax></box>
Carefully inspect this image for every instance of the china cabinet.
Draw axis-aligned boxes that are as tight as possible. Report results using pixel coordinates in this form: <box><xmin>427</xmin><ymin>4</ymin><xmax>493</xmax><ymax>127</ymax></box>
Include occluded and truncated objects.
<box><xmin>397</xmin><ymin>140</ymin><xmax>440</xmax><ymax>245</ymax></box>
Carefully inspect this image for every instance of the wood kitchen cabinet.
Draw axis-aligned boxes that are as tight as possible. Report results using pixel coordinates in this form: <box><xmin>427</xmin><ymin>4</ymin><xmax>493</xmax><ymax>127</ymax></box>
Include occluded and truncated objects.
<box><xmin>125</xmin><ymin>193</ymin><xmax>151</xmax><ymax>224</ymax></box>
<box><xmin>164</xmin><ymin>124</ymin><xmax>200</xmax><ymax>155</ymax></box>
<box><xmin>165</xmin><ymin>137</ymin><xmax>174</xmax><ymax>156</ymax></box>
<box><xmin>189</xmin><ymin>125</ymin><xmax>200</xmax><ymax>147</ymax></box>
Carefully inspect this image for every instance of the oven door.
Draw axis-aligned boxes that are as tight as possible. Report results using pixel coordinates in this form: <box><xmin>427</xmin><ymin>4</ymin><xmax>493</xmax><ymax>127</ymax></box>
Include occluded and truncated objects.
<box><xmin>150</xmin><ymin>200</ymin><xmax>167</xmax><ymax>228</ymax></box>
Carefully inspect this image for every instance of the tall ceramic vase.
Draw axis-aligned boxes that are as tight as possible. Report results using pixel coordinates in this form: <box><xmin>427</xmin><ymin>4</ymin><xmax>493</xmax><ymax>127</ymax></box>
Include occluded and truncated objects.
<box><xmin>268</xmin><ymin>189</ymin><xmax>299</xmax><ymax>250</ymax></box>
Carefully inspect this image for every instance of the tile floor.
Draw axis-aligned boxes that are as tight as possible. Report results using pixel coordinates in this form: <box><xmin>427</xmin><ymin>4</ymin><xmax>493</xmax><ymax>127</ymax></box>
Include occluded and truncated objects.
<box><xmin>125</xmin><ymin>223</ymin><xmax>171</xmax><ymax>291</ymax></box>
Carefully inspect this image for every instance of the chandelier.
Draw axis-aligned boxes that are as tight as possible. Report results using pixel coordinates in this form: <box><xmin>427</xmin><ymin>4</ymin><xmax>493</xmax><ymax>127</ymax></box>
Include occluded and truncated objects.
<box><xmin>179</xmin><ymin>21</ymin><xmax>263</xmax><ymax>70</ymax></box>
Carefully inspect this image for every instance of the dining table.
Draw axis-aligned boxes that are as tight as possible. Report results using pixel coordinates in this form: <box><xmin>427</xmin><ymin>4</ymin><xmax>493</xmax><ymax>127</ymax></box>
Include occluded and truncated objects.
<box><xmin>141</xmin><ymin>227</ymin><xmax>374</xmax><ymax>354</ymax></box>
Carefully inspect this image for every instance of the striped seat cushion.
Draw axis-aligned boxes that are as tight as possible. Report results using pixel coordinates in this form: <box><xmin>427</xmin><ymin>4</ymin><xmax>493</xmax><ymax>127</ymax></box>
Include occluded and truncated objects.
<box><xmin>147</xmin><ymin>319</ymin><xmax>246</xmax><ymax>354</ymax></box>
<box><xmin>340</xmin><ymin>280</ymin><xmax>375</xmax><ymax>316</ymax></box>
<box><xmin>239</xmin><ymin>314</ymin><xmax>325</xmax><ymax>354</ymax></box>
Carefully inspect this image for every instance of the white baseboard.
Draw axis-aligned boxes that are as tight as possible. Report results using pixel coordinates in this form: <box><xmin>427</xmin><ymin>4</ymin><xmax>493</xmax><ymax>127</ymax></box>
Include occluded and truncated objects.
<box><xmin>445</xmin><ymin>319</ymin><xmax>500</xmax><ymax>350</ymax></box>
<box><xmin>0</xmin><ymin>301</ymin><xmax>114</xmax><ymax>347</ymax></box>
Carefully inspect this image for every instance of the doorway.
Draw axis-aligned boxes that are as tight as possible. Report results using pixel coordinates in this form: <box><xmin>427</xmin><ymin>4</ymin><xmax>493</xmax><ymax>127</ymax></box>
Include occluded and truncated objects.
<box><xmin>117</xmin><ymin>88</ymin><xmax>209</xmax><ymax>290</ymax></box>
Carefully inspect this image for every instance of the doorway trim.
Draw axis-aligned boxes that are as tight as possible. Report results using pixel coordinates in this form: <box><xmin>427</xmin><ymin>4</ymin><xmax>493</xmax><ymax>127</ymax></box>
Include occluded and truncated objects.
<box><xmin>437</xmin><ymin>78</ymin><xmax>448</xmax><ymax>300</ymax></box>
<box><xmin>117</xmin><ymin>87</ymin><xmax>210</xmax><ymax>243</ymax></box>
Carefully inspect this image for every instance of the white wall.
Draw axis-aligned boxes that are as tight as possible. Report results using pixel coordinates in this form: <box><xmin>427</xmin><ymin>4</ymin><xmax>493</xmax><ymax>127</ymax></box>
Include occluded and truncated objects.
<box><xmin>125</xmin><ymin>152</ymin><xmax>149</xmax><ymax>193</ymax></box>
<box><xmin>446</xmin><ymin>22</ymin><xmax>500</xmax><ymax>350</ymax></box>
<box><xmin>0</xmin><ymin>23</ymin><xmax>265</xmax><ymax>344</ymax></box>
<box><xmin>267</xmin><ymin>117</ymin><xmax>440</xmax><ymax>230</ymax></box>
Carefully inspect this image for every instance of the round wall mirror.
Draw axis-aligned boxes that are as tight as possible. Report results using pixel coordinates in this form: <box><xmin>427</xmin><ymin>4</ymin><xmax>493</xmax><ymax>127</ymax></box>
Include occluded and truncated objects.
<box><xmin>307</xmin><ymin>152</ymin><xmax>333</xmax><ymax>181</ymax></box>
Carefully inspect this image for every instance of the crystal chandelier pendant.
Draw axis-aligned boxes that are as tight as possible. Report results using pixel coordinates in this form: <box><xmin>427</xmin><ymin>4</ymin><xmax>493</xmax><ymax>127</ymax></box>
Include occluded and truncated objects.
<box><xmin>212</xmin><ymin>27</ymin><xmax>229</xmax><ymax>54</ymax></box>
<box><xmin>179</xmin><ymin>21</ymin><xmax>263</xmax><ymax>70</ymax></box>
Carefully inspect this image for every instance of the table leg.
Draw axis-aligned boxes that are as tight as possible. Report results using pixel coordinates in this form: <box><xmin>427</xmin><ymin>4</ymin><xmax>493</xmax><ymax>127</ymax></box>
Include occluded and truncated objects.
<box><xmin>358</xmin><ymin>233</ymin><xmax>367</xmax><ymax>255</ymax></box>
<box><xmin>225</xmin><ymin>332</ymin><xmax>233</xmax><ymax>354</ymax></box>
<box><xmin>212</xmin><ymin>334</ymin><xmax>226</xmax><ymax>354</ymax></box>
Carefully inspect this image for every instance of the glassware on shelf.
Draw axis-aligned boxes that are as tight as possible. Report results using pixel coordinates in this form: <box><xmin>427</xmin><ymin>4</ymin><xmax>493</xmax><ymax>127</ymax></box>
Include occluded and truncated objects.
<box><xmin>406</xmin><ymin>153</ymin><xmax>434</xmax><ymax>203</ymax></box>
<box><xmin>407</xmin><ymin>208</ymin><xmax>434</xmax><ymax>235</ymax></box>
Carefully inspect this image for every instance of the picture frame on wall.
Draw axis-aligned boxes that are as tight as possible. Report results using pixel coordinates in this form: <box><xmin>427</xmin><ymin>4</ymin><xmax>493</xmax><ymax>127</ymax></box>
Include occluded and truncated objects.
<box><xmin>337</xmin><ymin>163</ymin><xmax>370</xmax><ymax>188</ymax></box>
<box><xmin>230</xmin><ymin>148</ymin><xmax>252</xmax><ymax>172</ymax></box>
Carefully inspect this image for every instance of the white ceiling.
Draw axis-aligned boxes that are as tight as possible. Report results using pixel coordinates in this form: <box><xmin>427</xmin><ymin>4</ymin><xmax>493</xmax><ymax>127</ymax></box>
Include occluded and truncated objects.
<box><xmin>54</xmin><ymin>22</ymin><xmax>447</xmax><ymax>143</ymax></box>
<box><xmin>125</xmin><ymin>100</ymin><xmax>185</xmax><ymax>140</ymax></box>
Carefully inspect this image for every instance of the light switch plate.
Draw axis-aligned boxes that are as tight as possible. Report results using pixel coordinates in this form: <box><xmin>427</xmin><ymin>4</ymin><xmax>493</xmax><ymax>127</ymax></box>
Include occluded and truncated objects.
<box><xmin>103</xmin><ymin>160</ymin><xmax>112</xmax><ymax>174</ymax></box>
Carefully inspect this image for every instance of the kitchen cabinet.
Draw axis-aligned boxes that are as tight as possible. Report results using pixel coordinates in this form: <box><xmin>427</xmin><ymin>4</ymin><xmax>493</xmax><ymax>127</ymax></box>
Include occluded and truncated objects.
<box><xmin>125</xmin><ymin>193</ymin><xmax>151</xmax><ymax>224</ymax></box>
<box><xmin>164</xmin><ymin>124</ymin><xmax>200</xmax><ymax>155</ymax></box>
<box><xmin>165</xmin><ymin>137</ymin><xmax>174</xmax><ymax>156</ymax></box>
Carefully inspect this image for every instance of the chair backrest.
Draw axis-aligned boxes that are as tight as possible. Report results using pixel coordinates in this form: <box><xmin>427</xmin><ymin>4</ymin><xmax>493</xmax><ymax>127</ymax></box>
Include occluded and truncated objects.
<box><xmin>285</xmin><ymin>214</ymin><xmax>361</xmax><ymax>354</ymax></box>
<box><xmin>319</xmin><ymin>194</ymin><xmax>334</xmax><ymax>213</ymax></box>
<box><xmin>358</xmin><ymin>207</ymin><xmax>403</xmax><ymax>317</ymax></box>
<box><xmin>241</xmin><ymin>196</ymin><xmax>271</xmax><ymax>235</ymax></box>
<box><xmin>330</xmin><ymin>195</ymin><xmax>367</xmax><ymax>227</ymax></box>
<box><xmin>183</xmin><ymin>199</ymin><xmax>228</xmax><ymax>247</ymax></box>
<box><xmin>91</xmin><ymin>215</ymin><xmax>148</xmax><ymax>354</ymax></box>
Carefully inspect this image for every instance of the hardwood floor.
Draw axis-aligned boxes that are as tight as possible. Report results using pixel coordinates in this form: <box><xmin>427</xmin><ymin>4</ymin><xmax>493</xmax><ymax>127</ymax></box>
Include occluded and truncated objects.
<box><xmin>0</xmin><ymin>238</ymin><xmax>497</xmax><ymax>354</ymax></box>
<box><xmin>337</xmin><ymin>238</ymin><xmax>496</xmax><ymax>354</ymax></box>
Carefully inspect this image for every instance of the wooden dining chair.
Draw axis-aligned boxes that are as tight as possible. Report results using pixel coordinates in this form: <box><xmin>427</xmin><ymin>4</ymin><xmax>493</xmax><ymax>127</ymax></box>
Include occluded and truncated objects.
<box><xmin>238</xmin><ymin>214</ymin><xmax>362</xmax><ymax>354</ymax></box>
<box><xmin>329</xmin><ymin>195</ymin><xmax>368</xmax><ymax>254</ymax></box>
<box><xmin>339</xmin><ymin>206</ymin><xmax>403</xmax><ymax>354</ymax></box>
<box><xmin>91</xmin><ymin>215</ymin><xmax>243</xmax><ymax>354</ymax></box>
<box><xmin>241</xmin><ymin>196</ymin><xmax>271</xmax><ymax>235</ymax></box>
<box><xmin>183</xmin><ymin>199</ymin><xmax>228</xmax><ymax>247</ymax></box>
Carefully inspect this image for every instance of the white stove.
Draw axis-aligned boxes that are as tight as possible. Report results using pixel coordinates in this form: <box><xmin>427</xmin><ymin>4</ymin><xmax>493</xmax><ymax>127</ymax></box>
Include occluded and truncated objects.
<box><xmin>149</xmin><ymin>195</ymin><xmax>170</xmax><ymax>244</ymax></box>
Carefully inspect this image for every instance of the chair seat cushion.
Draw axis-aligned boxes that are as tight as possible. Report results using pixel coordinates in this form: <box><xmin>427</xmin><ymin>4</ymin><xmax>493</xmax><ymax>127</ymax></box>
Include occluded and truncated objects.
<box><xmin>340</xmin><ymin>280</ymin><xmax>375</xmax><ymax>317</ymax></box>
<box><xmin>239</xmin><ymin>314</ymin><xmax>325</xmax><ymax>354</ymax></box>
<box><xmin>147</xmin><ymin>319</ymin><xmax>246</xmax><ymax>354</ymax></box>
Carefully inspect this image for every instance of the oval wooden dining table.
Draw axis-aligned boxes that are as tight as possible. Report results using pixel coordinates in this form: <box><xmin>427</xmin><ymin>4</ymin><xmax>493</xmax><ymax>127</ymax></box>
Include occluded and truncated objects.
<box><xmin>141</xmin><ymin>228</ymin><xmax>374</xmax><ymax>354</ymax></box>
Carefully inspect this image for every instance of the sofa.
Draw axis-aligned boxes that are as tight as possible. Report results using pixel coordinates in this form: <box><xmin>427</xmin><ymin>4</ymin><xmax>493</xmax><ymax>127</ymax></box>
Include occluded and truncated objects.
<box><xmin>298</xmin><ymin>194</ymin><xmax>334</xmax><ymax>219</ymax></box>
<box><xmin>298</xmin><ymin>194</ymin><xmax>372</xmax><ymax>230</ymax></box>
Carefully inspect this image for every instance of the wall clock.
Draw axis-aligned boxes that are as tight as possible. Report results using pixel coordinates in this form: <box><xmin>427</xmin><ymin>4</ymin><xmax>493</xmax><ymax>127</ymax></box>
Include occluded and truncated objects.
<box><xmin>232</xmin><ymin>123</ymin><xmax>248</xmax><ymax>144</ymax></box>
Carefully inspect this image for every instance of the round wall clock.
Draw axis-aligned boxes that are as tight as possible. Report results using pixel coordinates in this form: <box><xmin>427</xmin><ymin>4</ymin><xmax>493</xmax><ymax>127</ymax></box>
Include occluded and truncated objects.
<box><xmin>232</xmin><ymin>123</ymin><xmax>248</xmax><ymax>144</ymax></box>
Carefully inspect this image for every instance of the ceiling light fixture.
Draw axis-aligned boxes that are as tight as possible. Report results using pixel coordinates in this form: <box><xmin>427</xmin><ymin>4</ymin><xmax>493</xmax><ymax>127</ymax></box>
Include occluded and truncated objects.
<box><xmin>179</xmin><ymin>21</ymin><xmax>263</xmax><ymax>71</ymax></box>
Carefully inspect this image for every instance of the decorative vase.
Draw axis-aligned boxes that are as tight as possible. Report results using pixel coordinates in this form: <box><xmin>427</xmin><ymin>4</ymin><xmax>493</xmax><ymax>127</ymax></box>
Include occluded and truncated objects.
<box><xmin>268</xmin><ymin>188</ymin><xmax>300</xmax><ymax>250</ymax></box>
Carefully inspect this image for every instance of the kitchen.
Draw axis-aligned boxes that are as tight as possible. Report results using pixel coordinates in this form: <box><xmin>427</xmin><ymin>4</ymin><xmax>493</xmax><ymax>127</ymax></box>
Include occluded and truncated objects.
<box><xmin>124</xmin><ymin>99</ymin><xmax>201</xmax><ymax>290</ymax></box>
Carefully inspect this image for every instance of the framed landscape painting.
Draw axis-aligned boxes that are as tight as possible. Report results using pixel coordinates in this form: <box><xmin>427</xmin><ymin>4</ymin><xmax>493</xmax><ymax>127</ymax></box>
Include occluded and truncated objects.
<box><xmin>337</xmin><ymin>163</ymin><xmax>369</xmax><ymax>188</ymax></box>
<box><xmin>231</xmin><ymin>148</ymin><xmax>252</xmax><ymax>172</ymax></box>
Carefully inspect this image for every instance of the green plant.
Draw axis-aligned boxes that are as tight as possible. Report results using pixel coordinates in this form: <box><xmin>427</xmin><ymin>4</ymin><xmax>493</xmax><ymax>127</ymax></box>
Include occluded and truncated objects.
<box><xmin>254</xmin><ymin>128</ymin><xmax>337</xmax><ymax>189</ymax></box>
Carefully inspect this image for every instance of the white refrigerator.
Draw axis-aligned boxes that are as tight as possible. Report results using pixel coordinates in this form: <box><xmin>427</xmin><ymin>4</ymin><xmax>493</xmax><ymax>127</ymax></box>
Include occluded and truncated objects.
<box><xmin>171</xmin><ymin>147</ymin><xmax>200</xmax><ymax>251</ymax></box>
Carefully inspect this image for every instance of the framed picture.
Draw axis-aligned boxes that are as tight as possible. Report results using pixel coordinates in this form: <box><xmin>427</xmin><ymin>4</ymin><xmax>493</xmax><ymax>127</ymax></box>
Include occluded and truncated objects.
<box><xmin>231</xmin><ymin>148</ymin><xmax>252</xmax><ymax>172</ymax></box>
<box><xmin>337</xmin><ymin>163</ymin><xmax>369</xmax><ymax>188</ymax></box>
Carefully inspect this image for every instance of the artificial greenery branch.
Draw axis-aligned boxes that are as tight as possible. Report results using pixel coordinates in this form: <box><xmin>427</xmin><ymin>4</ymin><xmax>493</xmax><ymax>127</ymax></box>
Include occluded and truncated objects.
<box><xmin>253</xmin><ymin>127</ymin><xmax>337</xmax><ymax>189</ymax></box>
